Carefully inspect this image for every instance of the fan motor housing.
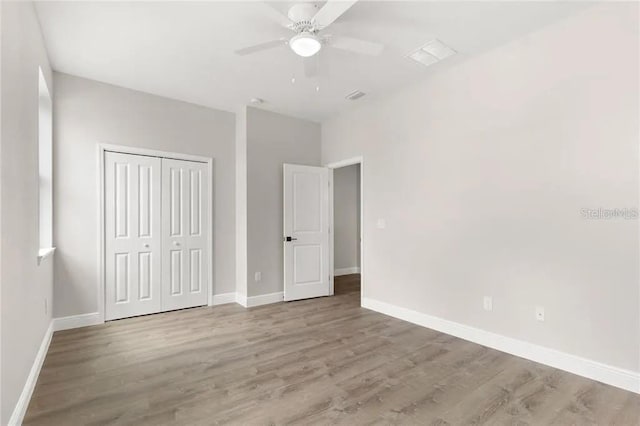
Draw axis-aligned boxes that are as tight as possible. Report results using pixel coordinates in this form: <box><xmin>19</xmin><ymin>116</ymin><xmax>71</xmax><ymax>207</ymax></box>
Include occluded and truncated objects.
<box><xmin>287</xmin><ymin>3</ymin><xmax>319</xmax><ymax>27</ymax></box>
<box><xmin>292</xmin><ymin>20</ymin><xmax>315</xmax><ymax>33</ymax></box>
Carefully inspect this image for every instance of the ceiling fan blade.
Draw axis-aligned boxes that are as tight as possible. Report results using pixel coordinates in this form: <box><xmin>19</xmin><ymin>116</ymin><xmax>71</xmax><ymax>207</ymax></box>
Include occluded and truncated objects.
<box><xmin>312</xmin><ymin>0</ymin><xmax>358</xmax><ymax>29</ymax></box>
<box><xmin>304</xmin><ymin>56</ymin><xmax>319</xmax><ymax>78</ymax></box>
<box><xmin>261</xmin><ymin>2</ymin><xmax>294</xmax><ymax>29</ymax></box>
<box><xmin>326</xmin><ymin>35</ymin><xmax>384</xmax><ymax>56</ymax></box>
<box><xmin>235</xmin><ymin>39</ymin><xmax>287</xmax><ymax>56</ymax></box>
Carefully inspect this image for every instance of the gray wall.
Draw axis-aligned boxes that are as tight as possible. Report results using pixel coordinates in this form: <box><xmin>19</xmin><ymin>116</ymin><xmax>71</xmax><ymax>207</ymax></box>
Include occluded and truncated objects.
<box><xmin>53</xmin><ymin>73</ymin><xmax>236</xmax><ymax>317</ymax></box>
<box><xmin>322</xmin><ymin>3</ymin><xmax>639</xmax><ymax>372</ymax></box>
<box><xmin>333</xmin><ymin>164</ymin><xmax>360</xmax><ymax>271</ymax></box>
<box><xmin>246</xmin><ymin>107</ymin><xmax>321</xmax><ymax>297</ymax></box>
<box><xmin>0</xmin><ymin>2</ymin><xmax>54</xmax><ymax>422</ymax></box>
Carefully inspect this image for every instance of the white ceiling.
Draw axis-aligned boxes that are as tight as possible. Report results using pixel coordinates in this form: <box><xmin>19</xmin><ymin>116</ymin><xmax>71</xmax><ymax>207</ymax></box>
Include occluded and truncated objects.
<box><xmin>35</xmin><ymin>1</ymin><xmax>588</xmax><ymax>122</ymax></box>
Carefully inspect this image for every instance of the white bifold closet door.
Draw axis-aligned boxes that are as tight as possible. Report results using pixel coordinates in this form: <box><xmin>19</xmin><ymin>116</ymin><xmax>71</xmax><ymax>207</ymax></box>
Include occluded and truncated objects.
<box><xmin>105</xmin><ymin>152</ymin><xmax>208</xmax><ymax>321</ymax></box>
<box><xmin>105</xmin><ymin>152</ymin><xmax>162</xmax><ymax>320</ymax></box>
<box><xmin>161</xmin><ymin>158</ymin><xmax>209</xmax><ymax>311</ymax></box>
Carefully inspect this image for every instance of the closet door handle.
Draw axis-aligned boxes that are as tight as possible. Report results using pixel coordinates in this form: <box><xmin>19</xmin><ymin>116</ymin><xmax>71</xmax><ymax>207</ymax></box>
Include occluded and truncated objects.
<box><xmin>173</xmin><ymin>241</ymin><xmax>180</xmax><ymax>246</ymax></box>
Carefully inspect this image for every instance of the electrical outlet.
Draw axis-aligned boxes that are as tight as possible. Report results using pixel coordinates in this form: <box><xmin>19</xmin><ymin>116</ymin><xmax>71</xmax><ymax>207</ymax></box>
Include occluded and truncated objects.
<box><xmin>254</xmin><ymin>272</ymin><xmax>262</xmax><ymax>282</ymax></box>
<box><xmin>535</xmin><ymin>306</ymin><xmax>545</xmax><ymax>321</ymax></box>
<box><xmin>483</xmin><ymin>296</ymin><xmax>493</xmax><ymax>311</ymax></box>
<box><xmin>376</xmin><ymin>218</ymin><xmax>386</xmax><ymax>229</ymax></box>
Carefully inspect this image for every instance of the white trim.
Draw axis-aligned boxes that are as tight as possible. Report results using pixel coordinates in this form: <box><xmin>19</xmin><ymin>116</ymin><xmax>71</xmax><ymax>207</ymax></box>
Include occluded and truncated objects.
<box><xmin>241</xmin><ymin>292</ymin><xmax>284</xmax><ymax>308</ymax></box>
<box><xmin>328</xmin><ymin>169</ymin><xmax>334</xmax><ymax>295</ymax></box>
<box><xmin>37</xmin><ymin>246</ymin><xmax>56</xmax><ymax>265</ymax></box>
<box><xmin>217</xmin><ymin>292</ymin><xmax>284</xmax><ymax>308</ymax></box>
<box><xmin>326</xmin><ymin>156</ymin><xmax>364</xmax><ymax>305</ymax></box>
<box><xmin>8</xmin><ymin>322</ymin><xmax>53</xmax><ymax>426</ymax></box>
<box><xmin>334</xmin><ymin>267</ymin><xmax>361</xmax><ymax>276</ymax></box>
<box><xmin>235</xmin><ymin>293</ymin><xmax>248</xmax><ymax>308</ymax></box>
<box><xmin>97</xmin><ymin>144</ymin><xmax>105</xmax><ymax>323</ymax></box>
<box><xmin>99</xmin><ymin>143</ymin><xmax>209</xmax><ymax>164</ymax></box>
<box><xmin>325</xmin><ymin>156</ymin><xmax>363</xmax><ymax>170</ymax></box>
<box><xmin>52</xmin><ymin>312</ymin><xmax>102</xmax><ymax>332</ymax></box>
<box><xmin>211</xmin><ymin>292</ymin><xmax>236</xmax><ymax>306</ymax></box>
<box><xmin>97</xmin><ymin>144</ymin><xmax>214</xmax><ymax>321</ymax></box>
<box><xmin>362</xmin><ymin>297</ymin><xmax>640</xmax><ymax>394</ymax></box>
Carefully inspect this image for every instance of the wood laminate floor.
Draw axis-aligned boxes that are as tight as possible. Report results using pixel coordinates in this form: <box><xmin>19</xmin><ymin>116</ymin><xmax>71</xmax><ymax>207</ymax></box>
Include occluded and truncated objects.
<box><xmin>25</xmin><ymin>275</ymin><xmax>639</xmax><ymax>425</ymax></box>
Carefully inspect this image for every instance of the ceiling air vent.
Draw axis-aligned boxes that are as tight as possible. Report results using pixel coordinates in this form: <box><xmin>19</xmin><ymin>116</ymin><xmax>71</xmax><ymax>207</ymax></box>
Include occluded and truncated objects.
<box><xmin>408</xmin><ymin>39</ymin><xmax>456</xmax><ymax>68</ymax></box>
<box><xmin>345</xmin><ymin>90</ymin><xmax>366</xmax><ymax>101</ymax></box>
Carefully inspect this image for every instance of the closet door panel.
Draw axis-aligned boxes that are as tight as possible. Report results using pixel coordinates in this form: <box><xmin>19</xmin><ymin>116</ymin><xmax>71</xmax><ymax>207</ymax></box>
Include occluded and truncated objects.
<box><xmin>105</xmin><ymin>152</ymin><xmax>162</xmax><ymax>320</ymax></box>
<box><xmin>161</xmin><ymin>158</ymin><xmax>209</xmax><ymax>311</ymax></box>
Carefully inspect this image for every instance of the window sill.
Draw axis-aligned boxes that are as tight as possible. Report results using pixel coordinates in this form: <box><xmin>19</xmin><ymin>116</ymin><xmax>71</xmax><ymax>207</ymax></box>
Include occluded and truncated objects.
<box><xmin>38</xmin><ymin>247</ymin><xmax>56</xmax><ymax>265</ymax></box>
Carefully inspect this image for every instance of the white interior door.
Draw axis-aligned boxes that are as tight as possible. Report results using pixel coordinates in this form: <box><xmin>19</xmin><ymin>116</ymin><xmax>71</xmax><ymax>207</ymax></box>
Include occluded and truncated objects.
<box><xmin>105</xmin><ymin>152</ymin><xmax>162</xmax><ymax>320</ymax></box>
<box><xmin>161</xmin><ymin>158</ymin><xmax>209</xmax><ymax>311</ymax></box>
<box><xmin>283</xmin><ymin>164</ymin><xmax>330</xmax><ymax>301</ymax></box>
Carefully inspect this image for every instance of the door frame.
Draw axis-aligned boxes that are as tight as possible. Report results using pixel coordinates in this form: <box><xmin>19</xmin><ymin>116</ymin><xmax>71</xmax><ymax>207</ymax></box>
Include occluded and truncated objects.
<box><xmin>97</xmin><ymin>143</ymin><xmax>214</xmax><ymax>323</ymax></box>
<box><xmin>325</xmin><ymin>156</ymin><xmax>364</xmax><ymax>304</ymax></box>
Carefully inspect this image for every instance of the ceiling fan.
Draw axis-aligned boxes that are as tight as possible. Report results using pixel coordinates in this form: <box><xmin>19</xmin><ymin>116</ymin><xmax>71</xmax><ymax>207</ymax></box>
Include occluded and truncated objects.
<box><xmin>235</xmin><ymin>1</ymin><xmax>384</xmax><ymax>76</ymax></box>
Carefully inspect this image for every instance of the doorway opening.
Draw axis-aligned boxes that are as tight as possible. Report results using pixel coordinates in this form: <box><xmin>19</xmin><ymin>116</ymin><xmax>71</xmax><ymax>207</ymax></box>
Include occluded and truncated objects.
<box><xmin>328</xmin><ymin>157</ymin><xmax>363</xmax><ymax>304</ymax></box>
<box><xmin>282</xmin><ymin>158</ymin><xmax>363</xmax><ymax>304</ymax></box>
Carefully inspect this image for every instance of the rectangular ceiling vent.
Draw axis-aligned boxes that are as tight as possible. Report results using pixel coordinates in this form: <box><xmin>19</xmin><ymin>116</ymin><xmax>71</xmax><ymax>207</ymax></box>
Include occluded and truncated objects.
<box><xmin>408</xmin><ymin>39</ymin><xmax>456</xmax><ymax>68</ymax></box>
<box><xmin>345</xmin><ymin>90</ymin><xmax>366</xmax><ymax>101</ymax></box>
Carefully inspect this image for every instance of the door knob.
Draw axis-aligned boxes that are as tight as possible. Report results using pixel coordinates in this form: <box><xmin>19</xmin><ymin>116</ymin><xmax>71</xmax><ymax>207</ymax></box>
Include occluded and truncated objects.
<box><xmin>173</xmin><ymin>241</ymin><xmax>180</xmax><ymax>246</ymax></box>
<box><xmin>143</xmin><ymin>243</ymin><xmax>149</xmax><ymax>248</ymax></box>
<box><xmin>285</xmin><ymin>236</ymin><xmax>298</xmax><ymax>242</ymax></box>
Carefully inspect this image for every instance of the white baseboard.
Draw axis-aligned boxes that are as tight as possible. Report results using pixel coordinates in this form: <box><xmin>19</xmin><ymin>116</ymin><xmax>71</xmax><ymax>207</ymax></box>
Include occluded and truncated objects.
<box><xmin>52</xmin><ymin>312</ymin><xmax>102</xmax><ymax>332</ymax></box>
<box><xmin>218</xmin><ymin>292</ymin><xmax>283</xmax><ymax>308</ymax></box>
<box><xmin>245</xmin><ymin>292</ymin><xmax>284</xmax><ymax>308</ymax></box>
<box><xmin>362</xmin><ymin>297</ymin><xmax>640</xmax><ymax>394</ymax></box>
<box><xmin>211</xmin><ymin>292</ymin><xmax>237</xmax><ymax>306</ymax></box>
<box><xmin>334</xmin><ymin>267</ymin><xmax>361</xmax><ymax>276</ymax></box>
<box><xmin>8</xmin><ymin>322</ymin><xmax>54</xmax><ymax>426</ymax></box>
<box><xmin>235</xmin><ymin>293</ymin><xmax>248</xmax><ymax>308</ymax></box>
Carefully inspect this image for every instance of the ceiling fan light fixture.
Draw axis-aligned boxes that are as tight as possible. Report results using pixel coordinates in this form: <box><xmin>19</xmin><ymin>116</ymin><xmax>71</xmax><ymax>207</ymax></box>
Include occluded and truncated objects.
<box><xmin>290</xmin><ymin>32</ymin><xmax>322</xmax><ymax>57</ymax></box>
